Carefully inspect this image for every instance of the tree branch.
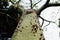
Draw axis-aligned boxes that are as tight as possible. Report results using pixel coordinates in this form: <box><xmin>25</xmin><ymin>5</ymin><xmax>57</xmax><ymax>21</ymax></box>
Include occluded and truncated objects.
<box><xmin>40</xmin><ymin>19</ymin><xmax>44</xmax><ymax>27</ymax></box>
<box><xmin>33</xmin><ymin>0</ymin><xmax>41</xmax><ymax>8</ymax></box>
<box><xmin>39</xmin><ymin>16</ymin><xmax>56</xmax><ymax>27</ymax></box>
<box><xmin>9</xmin><ymin>0</ymin><xmax>14</xmax><ymax>4</ymax></box>
<box><xmin>30</xmin><ymin>0</ymin><xmax>33</xmax><ymax>9</ymax></box>
<box><xmin>39</xmin><ymin>16</ymin><xmax>55</xmax><ymax>23</ymax></box>
<box><xmin>44</xmin><ymin>22</ymin><xmax>50</xmax><ymax>27</ymax></box>
<box><xmin>43</xmin><ymin>22</ymin><xmax>50</xmax><ymax>30</ymax></box>
<box><xmin>37</xmin><ymin>0</ymin><xmax>50</xmax><ymax>15</ymax></box>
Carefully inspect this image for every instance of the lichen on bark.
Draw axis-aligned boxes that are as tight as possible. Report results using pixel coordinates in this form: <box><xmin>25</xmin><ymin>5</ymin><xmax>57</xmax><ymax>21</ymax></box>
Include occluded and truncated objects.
<box><xmin>11</xmin><ymin>9</ymin><xmax>45</xmax><ymax>40</ymax></box>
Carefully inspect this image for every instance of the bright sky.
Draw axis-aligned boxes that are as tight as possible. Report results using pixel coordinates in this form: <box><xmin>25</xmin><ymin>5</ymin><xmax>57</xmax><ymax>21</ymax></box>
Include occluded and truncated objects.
<box><xmin>38</xmin><ymin>0</ymin><xmax>60</xmax><ymax>40</ymax></box>
<box><xmin>39</xmin><ymin>6</ymin><xmax>60</xmax><ymax>40</ymax></box>
<box><xmin>9</xmin><ymin>0</ymin><xmax>60</xmax><ymax>40</ymax></box>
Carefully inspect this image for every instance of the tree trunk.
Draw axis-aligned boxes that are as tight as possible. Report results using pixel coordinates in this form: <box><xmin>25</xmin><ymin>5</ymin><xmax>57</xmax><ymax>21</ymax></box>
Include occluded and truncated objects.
<box><xmin>11</xmin><ymin>9</ymin><xmax>45</xmax><ymax>40</ymax></box>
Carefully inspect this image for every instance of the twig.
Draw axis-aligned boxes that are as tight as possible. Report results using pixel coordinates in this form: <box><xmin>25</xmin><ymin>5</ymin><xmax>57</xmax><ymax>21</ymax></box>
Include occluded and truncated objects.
<box><xmin>39</xmin><ymin>16</ymin><xmax>56</xmax><ymax>27</ymax></box>
<box><xmin>39</xmin><ymin>16</ymin><xmax>55</xmax><ymax>23</ymax></box>
<box><xmin>40</xmin><ymin>19</ymin><xmax>44</xmax><ymax>27</ymax></box>
<box><xmin>9</xmin><ymin>0</ymin><xmax>14</xmax><ymax>4</ymax></box>
<box><xmin>33</xmin><ymin>0</ymin><xmax>41</xmax><ymax>8</ymax></box>
<box><xmin>42</xmin><ymin>22</ymin><xmax>50</xmax><ymax>30</ymax></box>
<box><xmin>43</xmin><ymin>22</ymin><xmax>50</xmax><ymax>28</ymax></box>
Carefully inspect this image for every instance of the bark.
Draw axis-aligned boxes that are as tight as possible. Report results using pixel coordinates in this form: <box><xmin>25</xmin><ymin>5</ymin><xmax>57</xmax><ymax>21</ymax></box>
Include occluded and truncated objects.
<box><xmin>11</xmin><ymin>9</ymin><xmax>45</xmax><ymax>40</ymax></box>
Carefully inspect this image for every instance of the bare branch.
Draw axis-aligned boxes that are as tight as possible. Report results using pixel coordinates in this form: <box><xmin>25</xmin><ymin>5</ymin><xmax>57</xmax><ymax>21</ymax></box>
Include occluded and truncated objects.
<box><xmin>33</xmin><ymin>0</ymin><xmax>41</xmax><ymax>8</ymax></box>
<box><xmin>30</xmin><ymin>0</ymin><xmax>33</xmax><ymax>9</ymax></box>
<box><xmin>39</xmin><ymin>16</ymin><xmax>56</xmax><ymax>27</ymax></box>
<box><xmin>40</xmin><ymin>19</ymin><xmax>44</xmax><ymax>27</ymax></box>
<box><xmin>9</xmin><ymin>0</ymin><xmax>14</xmax><ymax>4</ymax></box>
<box><xmin>44</xmin><ymin>22</ymin><xmax>50</xmax><ymax>27</ymax></box>
<box><xmin>39</xmin><ymin>16</ymin><xmax>55</xmax><ymax>23</ymax></box>
<box><xmin>37</xmin><ymin>0</ymin><xmax>50</xmax><ymax>15</ymax></box>
<box><xmin>43</xmin><ymin>22</ymin><xmax>50</xmax><ymax>30</ymax></box>
<box><xmin>37</xmin><ymin>0</ymin><xmax>60</xmax><ymax>16</ymax></box>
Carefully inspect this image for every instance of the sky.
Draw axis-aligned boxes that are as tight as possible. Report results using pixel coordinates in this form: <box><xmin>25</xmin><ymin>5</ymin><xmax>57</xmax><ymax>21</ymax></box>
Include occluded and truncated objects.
<box><xmin>37</xmin><ymin>0</ymin><xmax>60</xmax><ymax>40</ymax></box>
<box><xmin>39</xmin><ymin>6</ymin><xmax>60</xmax><ymax>40</ymax></box>
<box><xmin>9</xmin><ymin>0</ymin><xmax>60</xmax><ymax>40</ymax></box>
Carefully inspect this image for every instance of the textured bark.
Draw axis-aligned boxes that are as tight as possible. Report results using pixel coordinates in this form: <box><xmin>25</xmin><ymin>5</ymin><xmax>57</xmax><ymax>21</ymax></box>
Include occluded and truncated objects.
<box><xmin>11</xmin><ymin>9</ymin><xmax>45</xmax><ymax>40</ymax></box>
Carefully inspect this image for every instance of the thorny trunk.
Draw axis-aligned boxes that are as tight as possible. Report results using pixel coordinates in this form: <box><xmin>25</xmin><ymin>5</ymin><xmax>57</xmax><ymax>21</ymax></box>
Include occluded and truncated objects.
<box><xmin>11</xmin><ymin>9</ymin><xmax>45</xmax><ymax>40</ymax></box>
